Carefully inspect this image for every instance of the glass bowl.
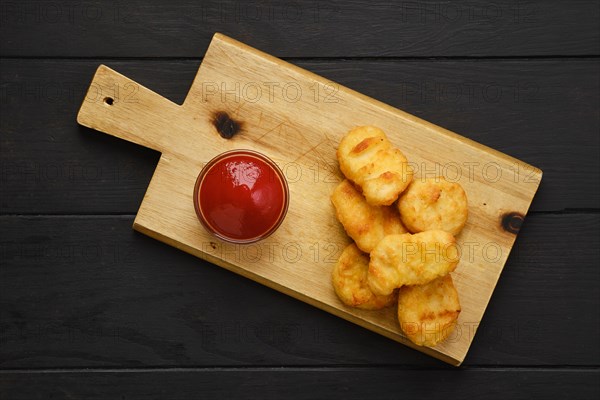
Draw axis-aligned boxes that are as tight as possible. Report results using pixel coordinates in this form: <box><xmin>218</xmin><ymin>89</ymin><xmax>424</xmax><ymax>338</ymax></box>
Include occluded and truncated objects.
<box><xmin>193</xmin><ymin>149</ymin><xmax>289</xmax><ymax>244</ymax></box>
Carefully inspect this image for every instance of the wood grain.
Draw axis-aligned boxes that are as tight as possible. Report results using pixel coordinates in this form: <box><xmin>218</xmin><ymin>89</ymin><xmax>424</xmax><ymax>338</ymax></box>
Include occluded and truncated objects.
<box><xmin>74</xmin><ymin>34</ymin><xmax>544</xmax><ymax>365</ymax></box>
<box><xmin>2</xmin><ymin>58</ymin><xmax>597</xmax><ymax>214</ymax></box>
<box><xmin>1</xmin><ymin>369</ymin><xmax>599</xmax><ymax>400</ymax></box>
<box><xmin>77</xmin><ymin>34</ymin><xmax>542</xmax><ymax>364</ymax></box>
<box><xmin>1</xmin><ymin>0</ymin><xmax>598</xmax><ymax>395</ymax></box>
<box><xmin>1</xmin><ymin>0</ymin><xmax>598</xmax><ymax>57</ymax></box>
<box><xmin>1</xmin><ymin>214</ymin><xmax>598</xmax><ymax>368</ymax></box>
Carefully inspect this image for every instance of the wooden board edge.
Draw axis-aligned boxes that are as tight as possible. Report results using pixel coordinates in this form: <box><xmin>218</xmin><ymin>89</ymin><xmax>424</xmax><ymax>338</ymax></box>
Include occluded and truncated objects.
<box><xmin>453</xmin><ymin>172</ymin><xmax>545</xmax><ymax>365</ymax></box>
<box><xmin>131</xmin><ymin>217</ymin><xmax>463</xmax><ymax>366</ymax></box>
<box><xmin>76</xmin><ymin>64</ymin><xmax>108</xmax><ymax>125</ymax></box>
<box><xmin>211</xmin><ymin>33</ymin><xmax>543</xmax><ymax>178</ymax></box>
<box><xmin>76</xmin><ymin>64</ymin><xmax>182</xmax><ymax>152</ymax></box>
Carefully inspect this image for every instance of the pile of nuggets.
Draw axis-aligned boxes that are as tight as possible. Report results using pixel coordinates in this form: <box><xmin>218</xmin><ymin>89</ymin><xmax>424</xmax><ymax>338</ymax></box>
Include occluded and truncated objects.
<box><xmin>331</xmin><ymin>126</ymin><xmax>468</xmax><ymax>347</ymax></box>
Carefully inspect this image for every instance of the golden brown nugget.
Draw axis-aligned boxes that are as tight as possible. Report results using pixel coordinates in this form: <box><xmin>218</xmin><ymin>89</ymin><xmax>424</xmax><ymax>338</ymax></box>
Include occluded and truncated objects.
<box><xmin>368</xmin><ymin>231</ymin><xmax>459</xmax><ymax>296</ymax></box>
<box><xmin>397</xmin><ymin>274</ymin><xmax>461</xmax><ymax>347</ymax></box>
<box><xmin>331</xmin><ymin>179</ymin><xmax>407</xmax><ymax>253</ymax></box>
<box><xmin>398</xmin><ymin>177</ymin><xmax>468</xmax><ymax>236</ymax></box>
<box><xmin>337</xmin><ymin>126</ymin><xmax>413</xmax><ymax>206</ymax></box>
<box><xmin>332</xmin><ymin>243</ymin><xmax>397</xmax><ymax>310</ymax></box>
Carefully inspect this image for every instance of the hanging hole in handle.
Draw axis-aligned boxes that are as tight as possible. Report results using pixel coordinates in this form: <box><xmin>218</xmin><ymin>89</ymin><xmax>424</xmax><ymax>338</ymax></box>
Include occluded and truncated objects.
<box><xmin>103</xmin><ymin>97</ymin><xmax>114</xmax><ymax>106</ymax></box>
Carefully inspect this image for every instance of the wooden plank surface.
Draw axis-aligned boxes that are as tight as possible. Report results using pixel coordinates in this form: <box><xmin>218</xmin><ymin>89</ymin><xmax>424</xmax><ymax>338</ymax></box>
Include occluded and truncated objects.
<box><xmin>1</xmin><ymin>0</ymin><xmax>598</xmax><ymax>395</ymax></box>
<box><xmin>74</xmin><ymin>34</ymin><xmax>543</xmax><ymax>365</ymax></box>
<box><xmin>1</xmin><ymin>58</ymin><xmax>597</xmax><ymax>214</ymax></box>
<box><xmin>1</xmin><ymin>0</ymin><xmax>599</xmax><ymax>57</ymax></box>
<box><xmin>2</xmin><ymin>214</ymin><xmax>598</xmax><ymax>368</ymax></box>
<box><xmin>1</xmin><ymin>369</ymin><xmax>599</xmax><ymax>400</ymax></box>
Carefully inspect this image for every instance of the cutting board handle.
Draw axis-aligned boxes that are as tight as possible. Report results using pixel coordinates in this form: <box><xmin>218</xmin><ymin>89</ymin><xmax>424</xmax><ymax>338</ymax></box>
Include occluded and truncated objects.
<box><xmin>77</xmin><ymin>65</ymin><xmax>181</xmax><ymax>152</ymax></box>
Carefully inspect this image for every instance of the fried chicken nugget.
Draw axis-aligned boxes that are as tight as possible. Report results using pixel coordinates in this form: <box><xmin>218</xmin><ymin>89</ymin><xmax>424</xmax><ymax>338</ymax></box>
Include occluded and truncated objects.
<box><xmin>368</xmin><ymin>231</ymin><xmax>459</xmax><ymax>296</ymax></box>
<box><xmin>398</xmin><ymin>177</ymin><xmax>468</xmax><ymax>236</ymax></box>
<box><xmin>398</xmin><ymin>274</ymin><xmax>461</xmax><ymax>347</ymax></box>
<box><xmin>332</xmin><ymin>243</ymin><xmax>397</xmax><ymax>310</ymax></box>
<box><xmin>337</xmin><ymin>126</ymin><xmax>413</xmax><ymax>206</ymax></box>
<box><xmin>331</xmin><ymin>179</ymin><xmax>407</xmax><ymax>253</ymax></box>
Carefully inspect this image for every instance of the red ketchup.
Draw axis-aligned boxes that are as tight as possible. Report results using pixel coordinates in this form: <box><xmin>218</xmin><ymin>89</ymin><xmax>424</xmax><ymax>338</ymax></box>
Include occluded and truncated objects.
<box><xmin>194</xmin><ymin>150</ymin><xmax>289</xmax><ymax>243</ymax></box>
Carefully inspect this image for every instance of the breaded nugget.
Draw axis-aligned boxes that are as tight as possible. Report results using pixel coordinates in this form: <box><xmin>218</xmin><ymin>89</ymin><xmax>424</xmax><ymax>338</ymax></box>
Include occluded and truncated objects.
<box><xmin>337</xmin><ymin>126</ymin><xmax>413</xmax><ymax>206</ymax></box>
<box><xmin>332</xmin><ymin>243</ymin><xmax>397</xmax><ymax>310</ymax></box>
<box><xmin>331</xmin><ymin>179</ymin><xmax>407</xmax><ymax>253</ymax></box>
<box><xmin>398</xmin><ymin>274</ymin><xmax>461</xmax><ymax>347</ymax></box>
<box><xmin>398</xmin><ymin>177</ymin><xmax>468</xmax><ymax>236</ymax></box>
<box><xmin>368</xmin><ymin>231</ymin><xmax>459</xmax><ymax>296</ymax></box>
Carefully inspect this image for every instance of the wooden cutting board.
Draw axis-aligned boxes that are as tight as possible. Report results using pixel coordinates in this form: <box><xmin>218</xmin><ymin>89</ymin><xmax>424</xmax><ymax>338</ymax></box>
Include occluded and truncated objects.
<box><xmin>77</xmin><ymin>33</ymin><xmax>542</xmax><ymax>365</ymax></box>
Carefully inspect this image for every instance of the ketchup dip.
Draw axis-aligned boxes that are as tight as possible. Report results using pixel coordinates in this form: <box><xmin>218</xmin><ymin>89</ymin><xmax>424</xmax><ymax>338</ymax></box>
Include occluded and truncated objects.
<box><xmin>193</xmin><ymin>150</ymin><xmax>289</xmax><ymax>244</ymax></box>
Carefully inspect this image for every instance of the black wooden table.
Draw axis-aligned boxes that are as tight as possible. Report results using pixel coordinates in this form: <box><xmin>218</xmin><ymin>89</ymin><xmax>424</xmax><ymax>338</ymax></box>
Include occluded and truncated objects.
<box><xmin>1</xmin><ymin>1</ymin><xmax>599</xmax><ymax>398</ymax></box>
